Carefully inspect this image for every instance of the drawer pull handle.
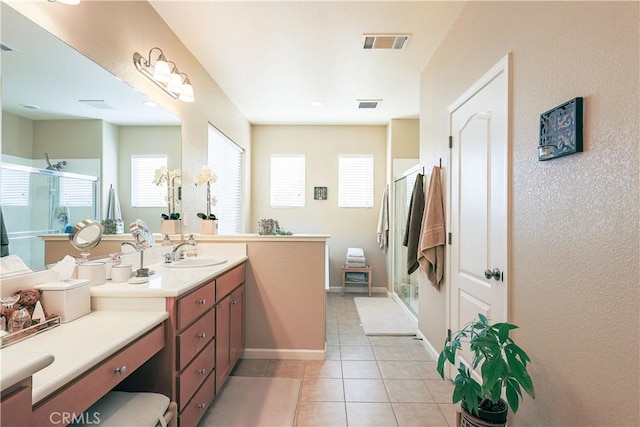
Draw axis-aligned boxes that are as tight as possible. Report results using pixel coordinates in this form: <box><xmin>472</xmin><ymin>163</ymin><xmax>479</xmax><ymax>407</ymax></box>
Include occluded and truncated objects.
<box><xmin>196</xmin><ymin>299</ymin><xmax>207</xmax><ymax>305</ymax></box>
<box><xmin>196</xmin><ymin>332</ymin><xmax>206</xmax><ymax>339</ymax></box>
<box><xmin>114</xmin><ymin>365</ymin><xmax>127</xmax><ymax>375</ymax></box>
<box><xmin>197</xmin><ymin>403</ymin><xmax>206</xmax><ymax>409</ymax></box>
<box><xmin>231</xmin><ymin>298</ymin><xmax>238</xmax><ymax>305</ymax></box>
<box><xmin>197</xmin><ymin>368</ymin><xmax>206</xmax><ymax>375</ymax></box>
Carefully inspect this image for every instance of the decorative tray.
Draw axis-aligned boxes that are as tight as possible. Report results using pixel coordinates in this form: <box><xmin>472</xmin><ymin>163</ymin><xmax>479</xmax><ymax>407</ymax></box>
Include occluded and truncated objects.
<box><xmin>1</xmin><ymin>316</ymin><xmax>62</xmax><ymax>348</ymax></box>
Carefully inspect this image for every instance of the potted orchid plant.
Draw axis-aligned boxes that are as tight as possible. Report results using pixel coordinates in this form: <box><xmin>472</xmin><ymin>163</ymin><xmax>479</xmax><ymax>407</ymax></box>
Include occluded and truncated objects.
<box><xmin>154</xmin><ymin>166</ymin><xmax>182</xmax><ymax>234</ymax></box>
<box><xmin>194</xmin><ymin>165</ymin><xmax>218</xmax><ymax>234</ymax></box>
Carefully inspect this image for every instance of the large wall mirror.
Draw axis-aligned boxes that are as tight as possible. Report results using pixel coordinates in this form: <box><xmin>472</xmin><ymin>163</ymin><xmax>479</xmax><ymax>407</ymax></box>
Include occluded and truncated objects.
<box><xmin>1</xmin><ymin>3</ymin><xmax>182</xmax><ymax>272</ymax></box>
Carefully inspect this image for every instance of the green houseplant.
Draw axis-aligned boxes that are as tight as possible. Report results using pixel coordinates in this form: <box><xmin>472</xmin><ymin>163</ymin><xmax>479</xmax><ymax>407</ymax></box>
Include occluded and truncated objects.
<box><xmin>437</xmin><ymin>313</ymin><xmax>535</xmax><ymax>426</ymax></box>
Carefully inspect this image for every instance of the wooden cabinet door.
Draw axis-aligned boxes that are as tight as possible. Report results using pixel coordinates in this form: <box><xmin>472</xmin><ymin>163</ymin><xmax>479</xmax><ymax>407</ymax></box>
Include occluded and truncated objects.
<box><xmin>230</xmin><ymin>284</ymin><xmax>245</xmax><ymax>366</ymax></box>
<box><xmin>215</xmin><ymin>294</ymin><xmax>231</xmax><ymax>393</ymax></box>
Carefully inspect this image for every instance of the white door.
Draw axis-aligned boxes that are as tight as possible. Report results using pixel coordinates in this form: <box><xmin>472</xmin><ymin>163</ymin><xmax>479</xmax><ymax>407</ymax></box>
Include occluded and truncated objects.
<box><xmin>447</xmin><ymin>55</ymin><xmax>510</xmax><ymax>377</ymax></box>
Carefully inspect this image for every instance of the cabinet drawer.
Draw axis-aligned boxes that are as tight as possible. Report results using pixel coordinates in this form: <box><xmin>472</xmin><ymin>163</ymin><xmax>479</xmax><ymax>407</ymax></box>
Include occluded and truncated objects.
<box><xmin>177</xmin><ymin>339</ymin><xmax>215</xmax><ymax>409</ymax></box>
<box><xmin>177</xmin><ymin>281</ymin><xmax>215</xmax><ymax>331</ymax></box>
<box><xmin>177</xmin><ymin>309</ymin><xmax>215</xmax><ymax>371</ymax></box>
<box><xmin>1</xmin><ymin>385</ymin><xmax>32</xmax><ymax>427</ymax></box>
<box><xmin>179</xmin><ymin>371</ymin><xmax>215</xmax><ymax>427</ymax></box>
<box><xmin>33</xmin><ymin>324</ymin><xmax>164</xmax><ymax>427</ymax></box>
<box><xmin>216</xmin><ymin>264</ymin><xmax>245</xmax><ymax>301</ymax></box>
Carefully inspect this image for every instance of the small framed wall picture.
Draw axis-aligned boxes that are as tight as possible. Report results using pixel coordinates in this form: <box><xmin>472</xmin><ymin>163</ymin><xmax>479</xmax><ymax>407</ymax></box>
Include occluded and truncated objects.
<box><xmin>538</xmin><ymin>97</ymin><xmax>584</xmax><ymax>161</ymax></box>
<box><xmin>314</xmin><ymin>186</ymin><xmax>328</xmax><ymax>200</ymax></box>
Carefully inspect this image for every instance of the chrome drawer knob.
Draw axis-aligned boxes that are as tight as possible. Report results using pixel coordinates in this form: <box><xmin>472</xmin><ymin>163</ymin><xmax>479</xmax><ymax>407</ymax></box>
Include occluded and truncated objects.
<box><xmin>197</xmin><ymin>299</ymin><xmax>206</xmax><ymax>305</ymax></box>
<box><xmin>197</xmin><ymin>403</ymin><xmax>205</xmax><ymax>409</ymax></box>
<box><xmin>196</xmin><ymin>332</ymin><xmax>206</xmax><ymax>339</ymax></box>
<box><xmin>114</xmin><ymin>365</ymin><xmax>127</xmax><ymax>375</ymax></box>
<box><xmin>197</xmin><ymin>368</ymin><xmax>206</xmax><ymax>375</ymax></box>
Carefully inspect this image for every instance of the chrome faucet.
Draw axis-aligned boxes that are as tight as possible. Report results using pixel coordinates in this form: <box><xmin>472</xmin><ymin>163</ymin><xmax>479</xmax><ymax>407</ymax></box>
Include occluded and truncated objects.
<box><xmin>120</xmin><ymin>241</ymin><xmax>138</xmax><ymax>252</ymax></box>
<box><xmin>171</xmin><ymin>234</ymin><xmax>197</xmax><ymax>261</ymax></box>
<box><xmin>120</xmin><ymin>241</ymin><xmax>151</xmax><ymax>276</ymax></box>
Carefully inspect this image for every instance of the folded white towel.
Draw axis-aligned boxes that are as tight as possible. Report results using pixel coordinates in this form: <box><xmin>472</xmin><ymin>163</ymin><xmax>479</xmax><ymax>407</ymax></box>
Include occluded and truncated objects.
<box><xmin>346</xmin><ymin>255</ymin><xmax>366</xmax><ymax>263</ymax></box>
<box><xmin>347</xmin><ymin>247</ymin><xmax>365</xmax><ymax>258</ymax></box>
<box><xmin>345</xmin><ymin>262</ymin><xmax>367</xmax><ymax>268</ymax></box>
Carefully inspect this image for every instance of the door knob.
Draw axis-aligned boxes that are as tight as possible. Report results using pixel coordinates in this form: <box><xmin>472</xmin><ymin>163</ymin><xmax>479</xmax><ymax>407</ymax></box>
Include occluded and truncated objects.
<box><xmin>484</xmin><ymin>268</ymin><xmax>501</xmax><ymax>281</ymax></box>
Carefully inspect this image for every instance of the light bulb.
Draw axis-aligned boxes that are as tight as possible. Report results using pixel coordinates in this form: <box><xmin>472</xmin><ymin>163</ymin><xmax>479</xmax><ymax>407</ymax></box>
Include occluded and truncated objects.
<box><xmin>152</xmin><ymin>56</ymin><xmax>171</xmax><ymax>83</ymax></box>
<box><xmin>167</xmin><ymin>72</ymin><xmax>184</xmax><ymax>95</ymax></box>
<box><xmin>179</xmin><ymin>82</ymin><xmax>195</xmax><ymax>103</ymax></box>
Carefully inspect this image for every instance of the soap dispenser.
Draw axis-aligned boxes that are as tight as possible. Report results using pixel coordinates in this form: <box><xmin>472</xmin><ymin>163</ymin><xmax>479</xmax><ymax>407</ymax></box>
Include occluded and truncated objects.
<box><xmin>186</xmin><ymin>234</ymin><xmax>198</xmax><ymax>258</ymax></box>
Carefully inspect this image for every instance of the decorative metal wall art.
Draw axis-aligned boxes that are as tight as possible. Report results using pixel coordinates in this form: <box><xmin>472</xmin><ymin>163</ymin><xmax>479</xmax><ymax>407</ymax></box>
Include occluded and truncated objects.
<box><xmin>538</xmin><ymin>97</ymin><xmax>583</xmax><ymax>161</ymax></box>
<box><xmin>314</xmin><ymin>186</ymin><xmax>328</xmax><ymax>200</ymax></box>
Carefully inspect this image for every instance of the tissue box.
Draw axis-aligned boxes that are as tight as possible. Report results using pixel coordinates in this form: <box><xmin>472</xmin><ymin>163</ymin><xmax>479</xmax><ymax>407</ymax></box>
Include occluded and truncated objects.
<box><xmin>34</xmin><ymin>279</ymin><xmax>92</xmax><ymax>323</ymax></box>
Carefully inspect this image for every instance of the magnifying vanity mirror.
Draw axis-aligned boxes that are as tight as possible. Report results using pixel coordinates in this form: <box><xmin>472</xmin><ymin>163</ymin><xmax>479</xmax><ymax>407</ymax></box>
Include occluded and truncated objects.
<box><xmin>129</xmin><ymin>220</ymin><xmax>155</xmax><ymax>250</ymax></box>
<box><xmin>1</xmin><ymin>3</ymin><xmax>181</xmax><ymax>273</ymax></box>
<box><xmin>69</xmin><ymin>219</ymin><xmax>104</xmax><ymax>253</ymax></box>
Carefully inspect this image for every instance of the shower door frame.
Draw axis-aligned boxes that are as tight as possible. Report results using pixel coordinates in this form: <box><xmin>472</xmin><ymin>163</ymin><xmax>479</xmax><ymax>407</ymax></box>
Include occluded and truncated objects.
<box><xmin>392</xmin><ymin>164</ymin><xmax>421</xmax><ymax>316</ymax></box>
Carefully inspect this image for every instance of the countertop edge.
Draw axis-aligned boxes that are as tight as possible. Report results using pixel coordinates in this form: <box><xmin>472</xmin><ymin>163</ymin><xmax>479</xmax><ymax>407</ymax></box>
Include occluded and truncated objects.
<box><xmin>0</xmin><ymin>352</ymin><xmax>55</xmax><ymax>393</ymax></box>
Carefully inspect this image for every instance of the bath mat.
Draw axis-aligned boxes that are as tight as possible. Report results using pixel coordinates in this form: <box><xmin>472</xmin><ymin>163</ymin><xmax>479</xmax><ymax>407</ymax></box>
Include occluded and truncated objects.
<box><xmin>202</xmin><ymin>376</ymin><xmax>301</xmax><ymax>426</ymax></box>
<box><xmin>354</xmin><ymin>297</ymin><xmax>417</xmax><ymax>336</ymax></box>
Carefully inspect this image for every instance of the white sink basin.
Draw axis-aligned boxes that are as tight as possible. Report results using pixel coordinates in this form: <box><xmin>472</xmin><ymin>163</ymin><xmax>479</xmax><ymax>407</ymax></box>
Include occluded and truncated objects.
<box><xmin>165</xmin><ymin>257</ymin><xmax>227</xmax><ymax>268</ymax></box>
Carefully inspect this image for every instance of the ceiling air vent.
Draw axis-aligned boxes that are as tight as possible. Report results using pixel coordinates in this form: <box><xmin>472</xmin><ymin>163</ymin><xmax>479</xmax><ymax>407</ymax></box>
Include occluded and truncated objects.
<box><xmin>358</xmin><ymin>99</ymin><xmax>382</xmax><ymax>109</ymax></box>
<box><xmin>79</xmin><ymin>99</ymin><xmax>114</xmax><ymax>110</ymax></box>
<box><xmin>363</xmin><ymin>34</ymin><xmax>410</xmax><ymax>50</ymax></box>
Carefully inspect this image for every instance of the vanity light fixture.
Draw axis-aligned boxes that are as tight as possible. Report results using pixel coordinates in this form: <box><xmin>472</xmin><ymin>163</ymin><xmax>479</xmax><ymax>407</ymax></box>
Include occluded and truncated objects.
<box><xmin>133</xmin><ymin>47</ymin><xmax>195</xmax><ymax>103</ymax></box>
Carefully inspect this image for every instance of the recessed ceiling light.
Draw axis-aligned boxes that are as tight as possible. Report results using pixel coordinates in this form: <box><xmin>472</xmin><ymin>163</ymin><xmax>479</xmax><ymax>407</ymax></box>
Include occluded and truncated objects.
<box><xmin>20</xmin><ymin>104</ymin><xmax>40</xmax><ymax>110</ymax></box>
<box><xmin>47</xmin><ymin>0</ymin><xmax>81</xmax><ymax>5</ymax></box>
<box><xmin>143</xmin><ymin>100</ymin><xmax>158</xmax><ymax>108</ymax></box>
<box><xmin>311</xmin><ymin>101</ymin><xmax>323</xmax><ymax>107</ymax></box>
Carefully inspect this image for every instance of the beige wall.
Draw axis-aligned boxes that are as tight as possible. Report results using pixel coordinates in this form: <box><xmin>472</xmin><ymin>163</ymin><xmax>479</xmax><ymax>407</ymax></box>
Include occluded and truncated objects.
<box><xmin>8</xmin><ymin>0</ymin><xmax>252</xmax><ymax>235</ymax></box>
<box><xmin>2</xmin><ymin>111</ymin><xmax>33</xmax><ymax>158</ymax></box>
<box><xmin>118</xmin><ymin>126</ymin><xmax>181</xmax><ymax>231</ymax></box>
<box><xmin>245</xmin><ymin>240</ymin><xmax>326</xmax><ymax>354</ymax></box>
<box><xmin>101</xmin><ymin>121</ymin><xmax>119</xmax><ymax>219</ymax></box>
<box><xmin>251</xmin><ymin>125</ymin><xmax>388</xmax><ymax>289</ymax></box>
<box><xmin>419</xmin><ymin>1</ymin><xmax>639</xmax><ymax>425</ymax></box>
<box><xmin>33</xmin><ymin>119</ymin><xmax>103</xmax><ymax>159</ymax></box>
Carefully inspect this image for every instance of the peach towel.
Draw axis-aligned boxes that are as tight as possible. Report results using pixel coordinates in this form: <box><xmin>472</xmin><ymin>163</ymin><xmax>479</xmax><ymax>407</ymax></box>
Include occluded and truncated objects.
<box><xmin>418</xmin><ymin>166</ymin><xmax>445</xmax><ymax>289</ymax></box>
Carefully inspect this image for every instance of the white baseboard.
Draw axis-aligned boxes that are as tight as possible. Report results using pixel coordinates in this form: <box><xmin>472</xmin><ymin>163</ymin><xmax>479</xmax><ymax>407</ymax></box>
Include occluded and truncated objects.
<box><xmin>416</xmin><ymin>329</ymin><xmax>441</xmax><ymax>366</ymax></box>
<box><xmin>243</xmin><ymin>347</ymin><xmax>326</xmax><ymax>360</ymax></box>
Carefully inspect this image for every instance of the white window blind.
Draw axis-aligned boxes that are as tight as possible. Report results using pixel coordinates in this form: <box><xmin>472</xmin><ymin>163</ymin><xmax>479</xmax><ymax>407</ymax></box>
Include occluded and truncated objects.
<box><xmin>270</xmin><ymin>154</ymin><xmax>305</xmax><ymax>207</ymax></box>
<box><xmin>207</xmin><ymin>124</ymin><xmax>244</xmax><ymax>234</ymax></box>
<box><xmin>131</xmin><ymin>155</ymin><xmax>167</xmax><ymax>207</ymax></box>
<box><xmin>60</xmin><ymin>177</ymin><xmax>93</xmax><ymax>207</ymax></box>
<box><xmin>0</xmin><ymin>168</ymin><xmax>30</xmax><ymax>206</ymax></box>
<box><xmin>338</xmin><ymin>155</ymin><xmax>374</xmax><ymax>208</ymax></box>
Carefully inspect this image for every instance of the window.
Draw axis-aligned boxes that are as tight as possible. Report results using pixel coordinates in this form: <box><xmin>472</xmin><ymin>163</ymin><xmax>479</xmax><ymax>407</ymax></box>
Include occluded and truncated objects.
<box><xmin>131</xmin><ymin>155</ymin><xmax>167</xmax><ymax>207</ymax></box>
<box><xmin>208</xmin><ymin>124</ymin><xmax>244</xmax><ymax>234</ymax></box>
<box><xmin>338</xmin><ymin>155</ymin><xmax>374</xmax><ymax>208</ymax></box>
<box><xmin>270</xmin><ymin>154</ymin><xmax>305</xmax><ymax>207</ymax></box>
<box><xmin>0</xmin><ymin>168</ymin><xmax>30</xmax><ymax>206</ymax></box>
<box><xmin>60</xmin><ymin>177</ymin><xmax>94</xmax><ymax>207</ymax></box>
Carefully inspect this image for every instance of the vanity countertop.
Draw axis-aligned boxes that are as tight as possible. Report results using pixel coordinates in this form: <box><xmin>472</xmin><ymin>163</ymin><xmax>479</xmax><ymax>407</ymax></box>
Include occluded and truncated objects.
<box><xmin>0</xmin><ymin>310</ymin><xmax>168</xmax><ymax>403</ymax></box>
<box><xmin>90</xmin><ymin>254</ymin><xmax>248</xmax><ymax>298</ymax></box>
<box><xmin>0</xmin><ymin>351</ymin><xmax>55</xmax><ymax>392</ymax></box>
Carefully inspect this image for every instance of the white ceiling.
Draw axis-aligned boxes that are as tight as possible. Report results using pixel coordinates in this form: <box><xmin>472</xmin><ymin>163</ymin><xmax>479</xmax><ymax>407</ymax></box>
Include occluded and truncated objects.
<box><xmin>150</xmin><ymin>1</ymin><xmax>465</xmax><ymax>125</ymax></box>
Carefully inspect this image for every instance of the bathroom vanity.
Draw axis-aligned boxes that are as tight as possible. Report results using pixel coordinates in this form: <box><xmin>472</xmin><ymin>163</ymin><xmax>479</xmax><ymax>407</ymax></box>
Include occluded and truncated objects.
<box><xmin>0</xmin><ymin>311</ymin><xmax>168</xmax><ymax>427</ymax></box>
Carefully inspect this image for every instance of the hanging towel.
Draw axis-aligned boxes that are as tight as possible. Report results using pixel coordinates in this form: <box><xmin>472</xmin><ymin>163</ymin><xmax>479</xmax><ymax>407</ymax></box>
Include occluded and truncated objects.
<box><xmin>0</xmin><ymin>206</ymin><xmax>9</xmax><ymax>257</ymax></box>
<box><xmin>418</xmin><ymin>166</ymin><xmax>446</xmax><ymax>289</ymax></box>
<box><xmin>402</xmin><ymin>173</ymin><xmax>425</xmax><ymax>275</ymax></box>
<box><xmin>376</xmin><ymin>186</ymin><xmax>389</xmax><ymax>252</ymax></box>
<box><xmin>104</xmin><ymin>185</ymin><xmax>124</xmax><ymax>234</ymax></box>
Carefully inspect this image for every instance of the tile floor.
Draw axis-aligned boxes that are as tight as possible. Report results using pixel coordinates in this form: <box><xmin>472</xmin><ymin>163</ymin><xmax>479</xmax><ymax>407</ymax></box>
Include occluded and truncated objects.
<box><xmin>229</xmin><ymin>292</ymin><xmax>459</xmax><ymax>426</ymax></box>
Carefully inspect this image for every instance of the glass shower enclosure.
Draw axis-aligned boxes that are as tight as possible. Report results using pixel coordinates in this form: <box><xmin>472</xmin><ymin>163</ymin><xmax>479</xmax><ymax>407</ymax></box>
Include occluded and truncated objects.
<box><xmin>1</xmin><ymin>162</ymin><xmax>99</xmax><ymax>271</ymax></box>
<box><xmin>393</xmin><ymin>166</ymin><xmax>420</xmax><ymax>316</ymax></box>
